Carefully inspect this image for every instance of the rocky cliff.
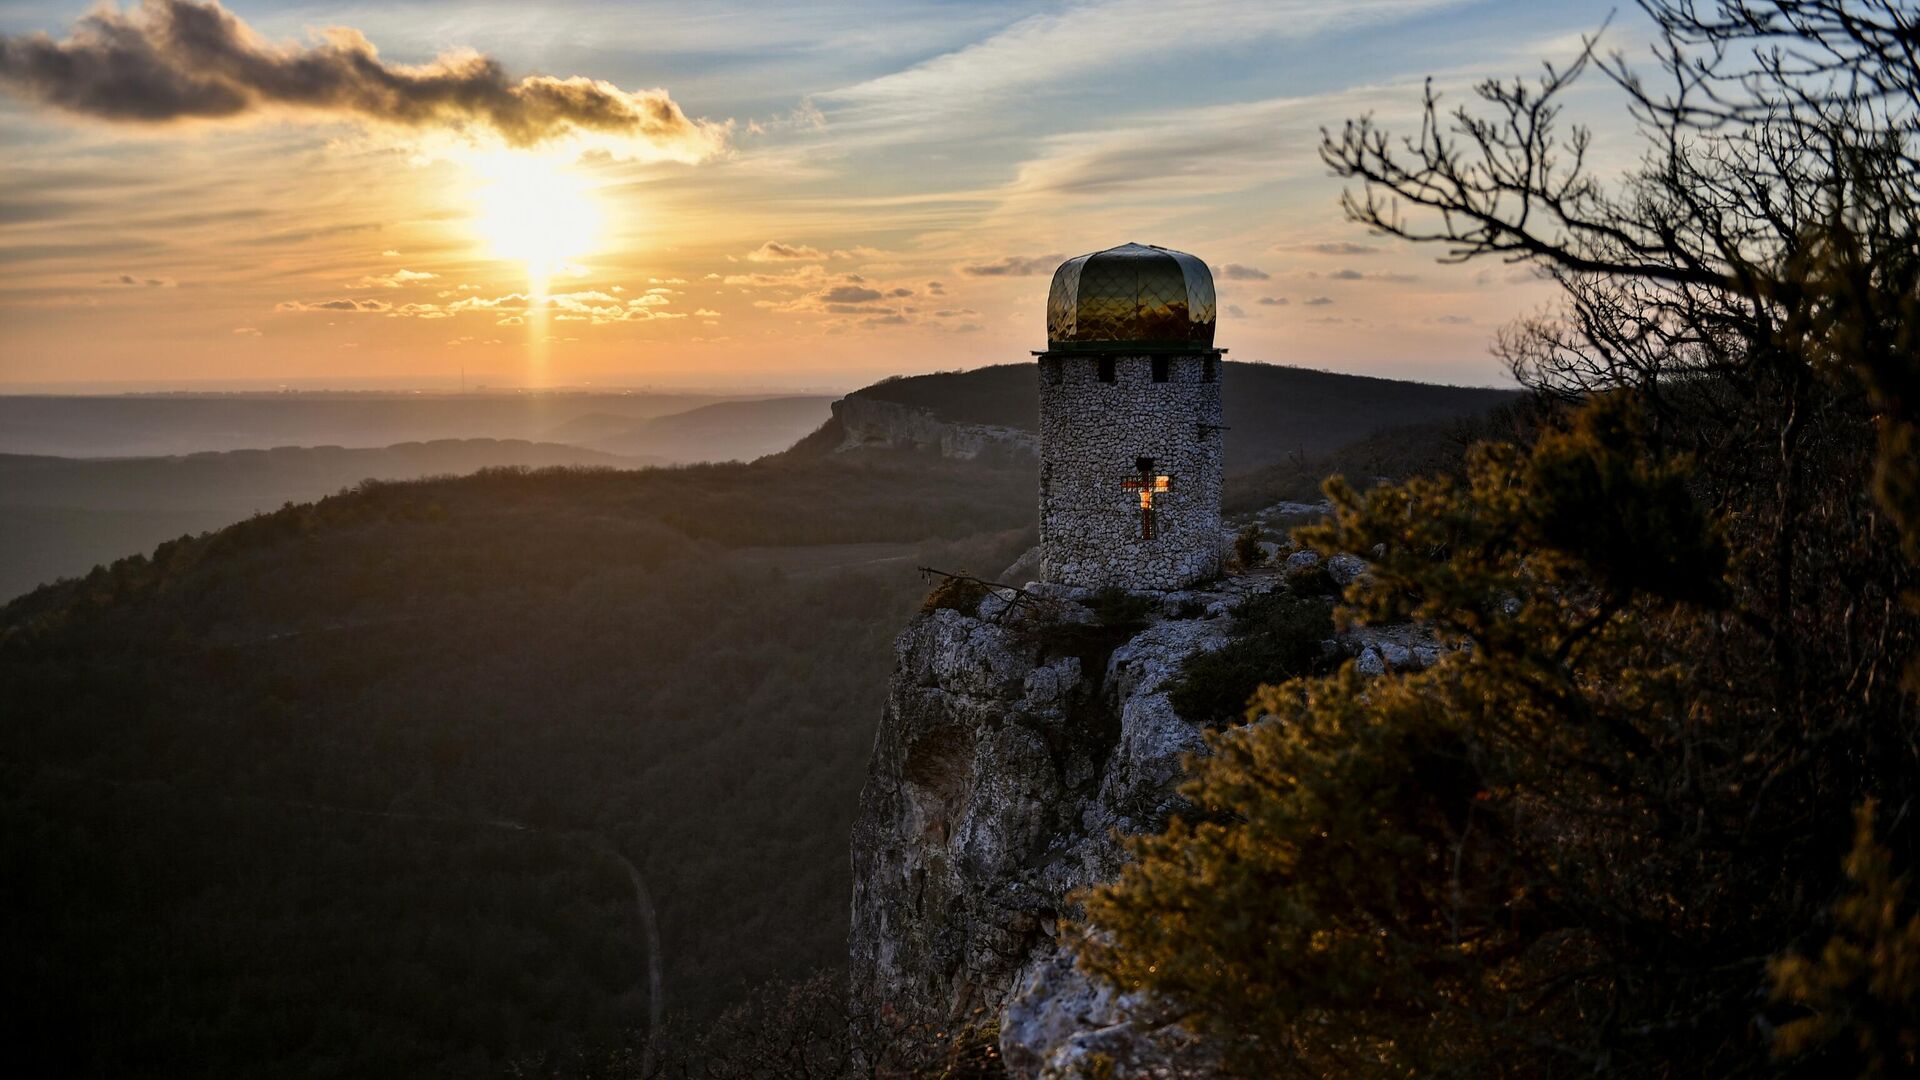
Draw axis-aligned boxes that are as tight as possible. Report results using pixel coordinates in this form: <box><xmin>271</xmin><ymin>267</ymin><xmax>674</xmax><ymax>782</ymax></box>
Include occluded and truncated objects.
<box><xmin>849</xmin><ymin>539</ymin><xmax>1441</xmax><ymax>1077</ymax></box>
<box><xmin>830</xmin><ymin>394</ymin><xmax>1037</xmax><ymax>463</ymax></box>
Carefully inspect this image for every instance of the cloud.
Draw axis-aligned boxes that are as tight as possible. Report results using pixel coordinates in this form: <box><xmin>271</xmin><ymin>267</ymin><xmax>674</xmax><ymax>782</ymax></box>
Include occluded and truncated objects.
<box><xmin>1295</xmin><ymin>241</ymin><xmax>1380</xmax><ymax>255</ymax></box>
<box><xmin>1220</xmin><ymin>263</ymin><xmax>1269</xmax><ymax>281</ymax></box>
<box><xmin>1304</xmin><ymin>296</ymin><xmax>1333</xmax><ymax>306</ymax></box>
<box><xmin>102</xmin><ymin>273</ymin><xmax>174</xmax><ymax>287</ymax></box>
<box><xmin>821</xmin><ymin>285</ymin><xmax>884</xmax><ymax>303</ymax></box>
<box><xmin>278</xmin><ymin>288</ymin><xmax>692</xmax><ymax>325</ymax></box>
<box><xmin>351</xmin><ymin>269</ymin><xmax>437</xmax><ymax>288</ymax></box>
<box><xmin>1225</xmin><ymin>304</ymin><xmax>1246</xmax><ymax>317</ymax></box>
<box><xmin>1323</xmin><ymin>267</ymin><xmax>1419</xmax><ymax>283</ymax></box>
<box><xmin>959</xmin><ymin>253</ymin><xmax>1062</xmax><ymax>276</ymax></box>
<box><xmin>721</xmin><ymin>265</ymin><xmax>830</xmax><ymax>288</ymax></box>
<box><xmin>1427</xmin><ymin>314</ymin><xmax>1474</xmax><ymax>325</ymax></box>
<box><xmin>235</xmin><ymin>221</ymin><xmax>380</xmax><ymax>248</ymax></box>
<box><xmin>823</xmin><ymin>0</ymin><xmax>1461</xmax><ymax>138</ymax></box>
<box><xmin>747</xmin><ymin>240</ymin><xmax>825</xmax><ymax>262</ymax></box>
<box><xmin>276</xmin><ymin>297</ymin><xmax>391</xmax><ymax>313</ymax></box>
<box><xmin>1257</xmin><ymin>296</ymin><xmax>1290</xmax><ymax>306</ymax></box>
<box><xmin>0</xmin><ymin>0</ymin><xmax>724</xmax><ymax>155</ymax></box>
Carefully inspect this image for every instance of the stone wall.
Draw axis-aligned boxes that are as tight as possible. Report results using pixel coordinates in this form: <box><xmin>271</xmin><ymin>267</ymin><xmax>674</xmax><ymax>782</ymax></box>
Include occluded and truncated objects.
<box><xmin>1038</xmin><ymin>353</ymin><xmax>1223</xmax><ymax>589</ymax></box>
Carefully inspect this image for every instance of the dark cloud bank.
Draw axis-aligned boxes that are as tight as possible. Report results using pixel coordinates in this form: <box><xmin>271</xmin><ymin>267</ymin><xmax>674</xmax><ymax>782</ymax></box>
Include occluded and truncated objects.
<box><xmin>0</xmin><ymin>0</ymin><xmax>719</xmax><ymax>151</ymax></box>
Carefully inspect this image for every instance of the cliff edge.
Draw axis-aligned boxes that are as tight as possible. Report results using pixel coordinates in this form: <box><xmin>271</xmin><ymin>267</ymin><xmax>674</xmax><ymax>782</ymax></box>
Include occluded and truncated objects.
<box><xmin>849</xmin><ymin>541</ymin><xmax>1442</xmax><ymax>1076</ymax></box>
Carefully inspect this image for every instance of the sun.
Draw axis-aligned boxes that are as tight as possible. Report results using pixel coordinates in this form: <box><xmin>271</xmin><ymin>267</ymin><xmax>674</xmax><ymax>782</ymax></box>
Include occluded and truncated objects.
<box><xmin>467</xmin><ymin>150</ymin><xmax>605</xmax><ymax>287</ymax></box>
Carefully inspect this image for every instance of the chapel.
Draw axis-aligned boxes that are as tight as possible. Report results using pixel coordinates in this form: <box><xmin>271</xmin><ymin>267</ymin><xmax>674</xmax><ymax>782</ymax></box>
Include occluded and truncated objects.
<box><xmin>1036</xmin><ymin>242</ymin><xmax>1224</xmax><ymax>589</ymax></box>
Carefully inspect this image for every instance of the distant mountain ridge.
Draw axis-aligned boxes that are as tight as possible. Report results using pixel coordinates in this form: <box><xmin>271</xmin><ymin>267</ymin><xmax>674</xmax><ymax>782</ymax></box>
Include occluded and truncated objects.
<box><xmin>0</xmin><ymin>439</ymin><xmax>639</xmax><ymax>600</ymax></box>
<box><xmin>580</xmin><ymin>396</ymin><xmax>834</xmax><ymax>461</ymax></box>
<box><xmin>0</xmin><ymin>390</ymin><xmax>758</xmax><ymax>458</ymax></box>
<box><xmin>833</xmin><ymin>362</ymin><xmax>1519</xmax><ymax>473</ymax></box>
<box><xmin>0</xmin><ymin>393</ymin><xmax>835</xmax><ymax>600</ymax></box>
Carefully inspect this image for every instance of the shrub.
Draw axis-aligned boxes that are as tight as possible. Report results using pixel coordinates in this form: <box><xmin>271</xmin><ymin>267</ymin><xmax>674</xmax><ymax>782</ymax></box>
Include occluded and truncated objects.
<box><xmin>1022</xmin><ymin>586</ymin><xmax>1158</xmax><ymax>678</ymax></box>
<box><xmin>1167</xmin><ymin>591</ymin><xmax>1334</xmax><ymax>726</ymax></box>
<box><xmin>1233</xmin><ymin>524</ymin><xmax>1266</xmax><ymax>568</ymax></box>
<box><xmin>1282</xmin><ymin>561</ymin><xmax>1338</xmax><ymax>597</ymax></box>
<box><xmin>920</xmin><ymin>575</ymin><xmax>992</xmax><ymax>616</ymax></box>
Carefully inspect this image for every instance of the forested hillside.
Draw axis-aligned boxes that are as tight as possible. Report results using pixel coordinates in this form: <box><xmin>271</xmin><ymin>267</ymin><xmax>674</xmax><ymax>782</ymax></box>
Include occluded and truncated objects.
<box><xmin>0</xmin><ymin>452</ymin><xmax>1032</xmax><ymax>1078</ymax></box>
<box><xmin>0</xmin><ymin>440</ymin><xmax>642</xmax><ymax>600</ymax></box>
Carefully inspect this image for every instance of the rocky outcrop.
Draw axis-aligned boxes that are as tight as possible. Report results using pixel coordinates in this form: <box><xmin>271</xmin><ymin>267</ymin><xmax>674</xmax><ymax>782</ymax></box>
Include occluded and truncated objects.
<box><xmin>849</xmin><ymin>579</ymin><xmax>1280</xmax><ymax>1077</ymax></box>
<box><xmin>850</xmin><ymin>563</ymin><xmax>1453</xmax><ymax>1077</ymax></box>
<box><xmin>831</xmin><ymin>395</ymin><xmax>1037</xmax><ymax>463</ymax></box>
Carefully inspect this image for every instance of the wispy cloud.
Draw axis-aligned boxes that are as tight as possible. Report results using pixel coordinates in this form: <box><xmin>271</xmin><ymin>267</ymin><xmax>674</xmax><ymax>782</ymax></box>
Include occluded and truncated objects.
<box><xmin>1292</xmin><ymin>241</ymin><xmax>1382</xmax><ymax>255</ymax></box>
<box><xmin>821</xmin><ymin>0</ymin><xmax>1463</xmax><ymax>136</ymax></box>
<box><xmin>277</xmin><ymin>297</ymin><xmax>392</xmax><ymax>313</ymax></box>
<box><xmin>958</xmin><ymin>253</ymin><xmax>1061</xmax><ymax>276</ymax></box>
<box><xmin>276</xmin><ymin>288</ymin><xmax>686</xmax><ymax>325</ymax></box>
<box><xmin>102</xmin><ymin>273</ymin><xmax>175</xmax><ymax>287</ymax></box>
<box><xmin>1220</xmin><ymin>263</ymin><xmax>1269</xmax><ymax>281</ymax></box>
<box><xmin>351</xmin><ymin>269</ymin><xmax>437</xmax><ymax>288</ymax></box>
<box><xmin>746</xmin><ymin>240</ymin><xmax>825</xmax><ymax>261</ymax></box>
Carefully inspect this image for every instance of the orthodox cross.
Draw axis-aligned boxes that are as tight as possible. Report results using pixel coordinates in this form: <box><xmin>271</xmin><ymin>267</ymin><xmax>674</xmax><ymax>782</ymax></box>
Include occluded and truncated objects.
<box><xmin>1121</xmin><ymin>456</ymin><xmax>1172</xmax><ymax>540</ymax></box>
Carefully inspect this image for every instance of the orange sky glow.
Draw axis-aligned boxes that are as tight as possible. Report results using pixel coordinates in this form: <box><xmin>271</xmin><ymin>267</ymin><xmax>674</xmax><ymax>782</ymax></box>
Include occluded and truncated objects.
<box><xmin>0</xmin><ymin>1</ymin><xmax>1634</xmax><ymax>392</ymax></box>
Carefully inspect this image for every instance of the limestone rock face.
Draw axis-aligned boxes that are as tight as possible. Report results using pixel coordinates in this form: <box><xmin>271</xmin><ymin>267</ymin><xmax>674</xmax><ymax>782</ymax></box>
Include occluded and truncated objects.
<box><xmin>831</xmin><ymin>395</ymin><xmax>1037</xmax><ymax>462</ymax></box>
<box><xmin>849</xmin><ymin>584</ymin><xmax>1240</xmax><ymax>1075</ymax></box>
<box><xmin>850</xmin><ymin>571</ymin><xmax>1452</xmax><ymax>1077</ymax></box>
<box><xmin>1001</xmin><ymin>950</ymin><xmax>1217</xmax><ymax>1078</ymax></box>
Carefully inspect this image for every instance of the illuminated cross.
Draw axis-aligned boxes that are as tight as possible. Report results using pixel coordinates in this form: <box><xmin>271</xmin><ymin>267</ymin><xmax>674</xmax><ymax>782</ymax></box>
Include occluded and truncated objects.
<box><xmin>1122</xmin><ymin>456</ymin><xmax>1173</xmax><ymax>540</ymax></box>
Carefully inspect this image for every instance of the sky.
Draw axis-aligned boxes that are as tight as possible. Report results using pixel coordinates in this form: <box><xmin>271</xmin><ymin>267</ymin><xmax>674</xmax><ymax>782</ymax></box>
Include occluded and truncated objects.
<box><xmin>0</xmin><ymin>0</ymin><xmax>1646</xmax><ymax>392</ymax></box>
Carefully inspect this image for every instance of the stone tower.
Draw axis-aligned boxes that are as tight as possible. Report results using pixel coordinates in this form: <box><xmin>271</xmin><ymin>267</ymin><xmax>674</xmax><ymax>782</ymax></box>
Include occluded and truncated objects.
<box><xmin>1036</xmin><ymin>242</ymin><xmax>1223</xmax><ymax>590</ymax></box>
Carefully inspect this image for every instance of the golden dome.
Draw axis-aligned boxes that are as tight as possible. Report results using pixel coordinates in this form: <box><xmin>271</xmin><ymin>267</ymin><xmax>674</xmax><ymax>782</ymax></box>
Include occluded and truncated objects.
<box><xmin>1045</xmin><ymin>242</ymin><xmax>1216</xmax><ymax>353</ymax></box>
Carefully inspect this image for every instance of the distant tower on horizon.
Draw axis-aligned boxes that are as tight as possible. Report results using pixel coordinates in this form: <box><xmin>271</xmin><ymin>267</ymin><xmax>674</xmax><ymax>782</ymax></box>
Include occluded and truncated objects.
<box><xmin>1036</xmin><ymin>242</ymin><xmax>1224</xmax><ymax>590</ymax></box>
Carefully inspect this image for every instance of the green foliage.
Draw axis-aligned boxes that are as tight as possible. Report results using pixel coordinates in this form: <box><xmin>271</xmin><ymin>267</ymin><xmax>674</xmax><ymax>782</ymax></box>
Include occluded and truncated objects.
<box><xmin>1078</xmin><ymin>376</ymin><xmax>1916</xmax><ymax>1075</ymax></box>
<box><xmin>1232</xmin><ymin>524</ymin><xmax>1266</xmax><ymax>568</ymax></box>
<box><xmin>1168</xmin><ymin>590</ymin><xmax>1334</xmax><ymax>727</ymax></box>
<box><xmin>917</xmin><ymin>1019</ymin><xmax>1007</xmax><ymax>1080</ymax></box>
<box><xmin>1769</xmin><ymin>800</ymin><xmax>1920</xmax><ymax>1078</ymax></box>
